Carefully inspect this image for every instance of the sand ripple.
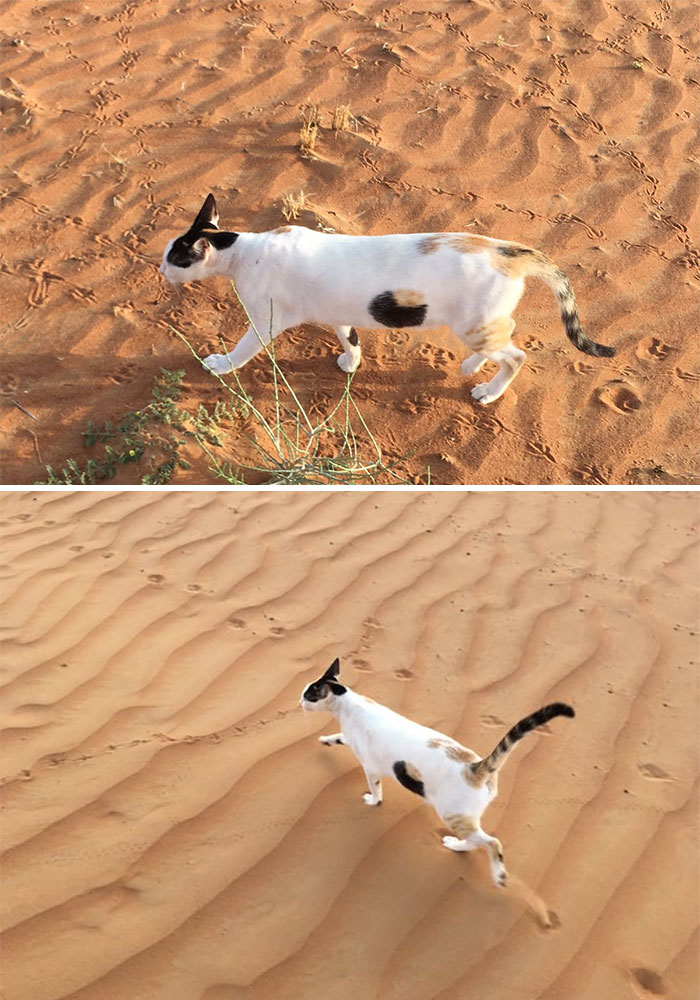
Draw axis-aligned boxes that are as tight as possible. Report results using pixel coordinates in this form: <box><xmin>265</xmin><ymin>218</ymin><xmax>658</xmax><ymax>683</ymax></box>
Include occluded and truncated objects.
<box><xmin>1</xmin><ymin>490</ymin><xmax>698</xmax><ymax>999</ymax></box>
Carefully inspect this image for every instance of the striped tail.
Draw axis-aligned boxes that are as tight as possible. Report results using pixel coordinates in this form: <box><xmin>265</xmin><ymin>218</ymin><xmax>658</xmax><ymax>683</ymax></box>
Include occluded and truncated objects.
<box><xmin>497</xmin><ymin>245</ymin><xmax>616</xmax><ymax>357</ymax></box>
<box><xmin>471</xmin><ymin>703</ymin><xmax>575</xmax><ymax>783</ymax></box>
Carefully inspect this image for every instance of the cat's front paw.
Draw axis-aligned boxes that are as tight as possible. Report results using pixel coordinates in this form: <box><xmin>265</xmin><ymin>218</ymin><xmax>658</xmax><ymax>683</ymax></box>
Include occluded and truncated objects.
<box><xmin>337</xmin><ymin>352</ymin><xmax>361</xmax><ymax>374</ymax></box>
<box><xmin>471</xmin><ymin>381</ymin><xmax>502</xmax><ymax>405</ymax></box>
<box><xmin>363</xmin><ymin>792</ymin><xmax>382</xmax><ymax>806</ymax></box>
<box><xmin>319</xmin><ymin>734</ymin><xmax>344</xmax><ymax>746</ymax></box>
<box><xmin>442</xmin><ymin>835</ymin><xmax>479</xmax><ymax>853</ymax></box>
<box><xmin>442</xmin><ymin>835</ymin><xmax>469</xmax><ymax>852</ymax></box>
<box><xmin>202</xmin><ymin>353</ymin><xmax>233</xmax><ymax>376</ymax></box>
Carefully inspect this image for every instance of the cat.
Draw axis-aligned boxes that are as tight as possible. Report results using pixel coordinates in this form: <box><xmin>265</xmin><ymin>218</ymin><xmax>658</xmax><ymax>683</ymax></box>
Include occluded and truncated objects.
<box><xmin>300</xmin><ymin>658</ymin><xmax>574</xmax><ymax>887</ymax></box>
<box><xmin>160</xmin><ymin>193</ymin><xmax>615</xmax><ymax>404</ymax></box>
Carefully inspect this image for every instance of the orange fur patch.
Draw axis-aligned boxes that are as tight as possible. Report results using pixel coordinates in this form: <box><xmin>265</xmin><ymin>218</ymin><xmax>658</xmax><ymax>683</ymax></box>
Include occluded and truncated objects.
<box><xmin>490</xmin><ymin>244</ymin><xmax>546</xmax><ymax>278</ymax></box>
<box><xmin>427</xmin><ymin>737</ymin><xmax>478</xmax><ymax>764</ymax></box>
<box><xmin>464</xmin><ymin>317</ymin><xmax>515</xmax><ymax>353</ymax></box>
<box><xmin>404</xmin><ymin>762</ymin><xmax>423</xmax><ymax>783</ymax></box>
<box><xmin>393</xmin><ymin>288</ymin><xmax>425</xmax><ymax>307</ymax></box>
<box><xmin>446</xmin><ymin>234</ymin><xmax>495</xmax><ymax>254</ymax></box>
<box><xmin>443</xmin><ymin>813</ymin><xmax>478</xmax><ymax>837</ymax></box>
<box><xmin>417</xmin><ymin>235</ymin><xmax>442</xmax><ymax>255</ymax></box>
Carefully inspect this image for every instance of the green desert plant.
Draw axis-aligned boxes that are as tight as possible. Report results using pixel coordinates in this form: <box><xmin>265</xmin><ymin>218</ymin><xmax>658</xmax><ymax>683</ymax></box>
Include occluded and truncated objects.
<box><xmin>37</xmin><ymin>290</ymin><xmax>418</xmax><ymax>486</ymax></box>
<box><xmin>37</xmin><ymin>369</ymin><xmax>237</xmax><ymax>486</ymax></box>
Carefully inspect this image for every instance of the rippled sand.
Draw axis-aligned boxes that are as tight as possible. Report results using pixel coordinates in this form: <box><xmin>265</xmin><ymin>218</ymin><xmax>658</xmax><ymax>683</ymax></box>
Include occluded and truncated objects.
<box><xmin>1</xmin><ymin>489</ymin><xmax>698</xmax><ymax>998</ymax></box>
<box><xmin>2</xmin><ymin>1</ymin><xmax>699</xmax><ymax>484</ymax></box>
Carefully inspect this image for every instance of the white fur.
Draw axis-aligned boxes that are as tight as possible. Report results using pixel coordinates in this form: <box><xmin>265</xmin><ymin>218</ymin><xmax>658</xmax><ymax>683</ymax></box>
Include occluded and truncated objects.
<box><xmin>160</xmin><ymin>225</ymin><xmax>527</xmax><ymax>403</ymax></box>
<box><xmin>300</xmin><ymin>682</ymin><xmax>507</xmax><ymax>886</ymax></box>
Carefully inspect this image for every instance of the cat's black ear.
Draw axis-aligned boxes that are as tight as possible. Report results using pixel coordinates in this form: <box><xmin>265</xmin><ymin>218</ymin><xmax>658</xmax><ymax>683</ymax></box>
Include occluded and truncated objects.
<box><xmin>322</xmin><ymin>658</ymin><xmax>340</xmax><ymax>681</ymax></box>
<box><xmin>192</xmin><ymin>193</ymin><xmax>219</xmax><ymax>231</ymax></box>
<box><xmin>328</xmin><ymin>681</ymin><xmax>347</xmax><ymax>696</ymax></box>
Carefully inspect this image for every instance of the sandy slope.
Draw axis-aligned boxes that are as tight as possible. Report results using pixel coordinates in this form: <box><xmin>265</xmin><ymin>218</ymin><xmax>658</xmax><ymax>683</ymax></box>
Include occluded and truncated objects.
<box><xmin>1</xmin><ymin>0</ymin><xmax>699</xmax><ymax>485</ymax></box>
<box><xmin>0</xmin><ymin>489</ymin><xmax>698</xmax><ymax>999</ymax></box>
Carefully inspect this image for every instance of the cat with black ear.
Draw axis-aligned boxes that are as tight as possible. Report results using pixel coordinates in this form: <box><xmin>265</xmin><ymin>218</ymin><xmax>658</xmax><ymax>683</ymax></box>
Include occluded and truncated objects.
<box><xmin>301</xmin><ymin>658</ymin><xmax>574</xmax><ymax>887</ymax></box>
<box><xmin>160</xmin><ymin>194</ymin><xmax>614</xmax><ymax>405</ymax></box>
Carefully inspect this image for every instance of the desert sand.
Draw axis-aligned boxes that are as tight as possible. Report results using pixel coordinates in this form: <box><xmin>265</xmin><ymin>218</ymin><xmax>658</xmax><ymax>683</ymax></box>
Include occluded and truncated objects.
<box><xmin>1</xmin><ymin>1</ymin><xmax>699</xmax><ymax>485</ymax></box>
<box><xmin>0</xmin><ymin>488</ymin><xmax>698</xmax><ymax>999</ymax></box>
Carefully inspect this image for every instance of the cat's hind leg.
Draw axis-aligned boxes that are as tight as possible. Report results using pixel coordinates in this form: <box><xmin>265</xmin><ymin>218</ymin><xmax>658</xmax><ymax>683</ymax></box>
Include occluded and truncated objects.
<box><xmin>442</xmin><ymin>816</ymin><xmax>507</xmax><ymax>887</ymax></box>
<box><xmin>319</xmin><ymin>733</ymin><xmax>346</xmax><ymax>746</ymax></box>
<box><xmin>442</xmin><ymin>814</ymin><xmax>479</xmax><ymax>853</ymax></box>
<box><xmin>333</xmin><ymin>325</ymin><xmax>362</xmax><ymax>373</ymax></box>
<box><xmin>462</xmin><ymin>317</ymin><xmax>525</xmax><ymax>404</ymax></box>
<box><xmin>471</xmin><ymin>829</ymin><xmax>507</xmax><ymax>887</ymax></box>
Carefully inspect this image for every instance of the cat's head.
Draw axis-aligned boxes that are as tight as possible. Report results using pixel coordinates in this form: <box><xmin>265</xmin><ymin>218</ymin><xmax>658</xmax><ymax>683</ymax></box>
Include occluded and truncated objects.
<box><xmin>159</xmin><ymin>193</ymin><xmax>238</xmax><ymax>284</ymax></box>
<box><xmin>300</xmin><ymin>658</ymin><xmax>347</xmax><ymax>711</ymax></box>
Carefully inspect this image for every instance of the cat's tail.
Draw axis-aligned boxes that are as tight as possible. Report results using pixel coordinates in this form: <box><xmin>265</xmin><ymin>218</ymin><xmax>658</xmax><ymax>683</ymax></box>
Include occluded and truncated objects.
<box><xmin>497</xmin><ymin>245</ymin><xmax>616</xmax><ymax>357</ymax></box>
<box><xmin>470</xmin><ymin>703</ymin><xmax>575</xmax><ymax>783</ymax></box>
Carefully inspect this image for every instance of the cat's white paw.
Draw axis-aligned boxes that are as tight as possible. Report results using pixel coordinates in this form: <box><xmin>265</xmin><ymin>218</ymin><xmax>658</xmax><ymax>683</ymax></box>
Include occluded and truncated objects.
<box><xmin>202</xmin><ymin>354</ymin><xmax>233</xmax><ymax>376</ymax></box>
<box><xmin>363</xmin><ymin>792</ymin><xmax>382</xmax><ymax>806</ymax></box>
<box><xmin>461</xmin><ymin>355</ymin><xmax>486</xmax><ymax>376</ymax></box>
<box><xmin>471</xmin><ymin>381</ymin><xmax>503</xmax><ymax>405</ymax></box>
<box><xmin>337</xmin><ymin>352</ymin><xmax>360</xmax><ymax>374</ymax></box>
<box><xmin>442</xmin><ymin>835</ymin><xmax>472</xmax><ymax>852</ymax></box>
<box><xmin>319</xmin><ymin>734</ymin><xmax>343</xmax><ymax>745</ymax></box>
<box><xmin>494</xmin><ymin>867</ymin><xmax>508</xmax><ymax>888</ymax></box>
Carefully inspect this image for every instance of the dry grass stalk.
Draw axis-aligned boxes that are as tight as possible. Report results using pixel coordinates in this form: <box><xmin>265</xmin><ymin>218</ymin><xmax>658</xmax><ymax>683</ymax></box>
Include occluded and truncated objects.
<box><xmin>331</xmin><ymin>104</ymin><xmax>354</xmax><ymax>133</ymax></box>
<box><xmin>299</xmin><ymin>106</ymin><xmax>320</xmax><ymax>156</ymax></box>
<box><xmin>281</xmin><ymin>190</ymin><xmax>308</xmax><ymax>221</ymax></box>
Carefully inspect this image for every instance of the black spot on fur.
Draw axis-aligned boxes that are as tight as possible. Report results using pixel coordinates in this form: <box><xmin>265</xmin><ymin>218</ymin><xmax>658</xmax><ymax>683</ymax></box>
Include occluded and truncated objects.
<box><xmin>206</xmin><ymin>231</ymin><xmax>238</xmax><ymax>251</ymax></box>
<box><xmin>167</xmin><ymin>230</ymin><xmax>238</xmax><ymax>269</ymax></box>
<box><xmin>497</xmin><ymin>244</ymin><xmax>536</xmax><ymax>258</ymax></box>
<box><xmin>303</xmin><ymin>659</ymin><xmax>346</xmax><ymax>701</ymax></box>
<box><xmin>347</xmin><ymin>327</ymin><xmax>359</xmax><ymax>346</ymax></box>
<box><xmin>167</xmin><ymin>236</ymin><xmax>201</xmax><ymax>269</ymax></box>
<box><xmin>393</xmin><ymin>761</ymin><xmax>425</xmax><ymax>797</ymax></box>
<box><xmin>303</xmin><ymin>679</ymin><xmax>346</xmax><ymax>701</ymax></box>
<box><xmin>369</xmin><ymin>291</ymin><xmax>427</xmax><ymax>328</ymax></box>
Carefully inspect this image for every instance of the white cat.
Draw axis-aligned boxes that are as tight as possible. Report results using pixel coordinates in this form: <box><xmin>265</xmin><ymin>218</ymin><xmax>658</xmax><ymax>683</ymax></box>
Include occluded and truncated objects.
<box><xmin>160</xmin><ymin>194</ymin><xmax>615</xmax><ymax>404</ymax></box>
<box><xmin>300</xmin><ymin>659</ymin><xmax>574</xmax><ymax>887</ymax></box>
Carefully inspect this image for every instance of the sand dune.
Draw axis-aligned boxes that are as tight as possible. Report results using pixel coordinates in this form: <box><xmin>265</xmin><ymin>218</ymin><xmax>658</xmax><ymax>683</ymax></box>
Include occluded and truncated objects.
<box><xmin>0</xmin><ymin>489</ymin><xmax>697</xmax><ymax>999</ymax></box>
<box><xmin>1</xmin><ymin>1</ymin><xmax>699</xmax><ymax>484</ymax></box>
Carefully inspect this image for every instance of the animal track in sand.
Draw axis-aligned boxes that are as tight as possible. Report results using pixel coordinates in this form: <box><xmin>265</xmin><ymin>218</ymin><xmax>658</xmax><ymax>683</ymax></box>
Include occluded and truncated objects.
<box><xmin>635</xmin><ymin>337</ymin><xmax>675</xmax><ymax>361</ymax></box>
<box><xmin>481</xmin><ymin>714</ymin><xmax>507</xmax><ymax>727</ymax></box>
<box><xmin>226</xmin><ymin>617</ymin><xmax>246</xmax><ymax>630</ymax></box>
<box><xmin>109</xmin><ymin>362</ymin><xmax>138</xmax><ymax>384</ymax></box>
<box><xmin>597</xmin><ymin>381</ymin><xmax>643</xmax><ymax>414</ymax></box>
<box><xmin>398</xmin><ymin>393</ymin><xmax>438</xmax><ymax>415</ymax></box>
<box><xmin>147</xmin><ymin>573</ymin><xmax>165</xmax><ymax>584</ymax></box>
<box><xmin>573</xmin><ymin>463</ymin><xmax>610</xmax><ymax>485</ymax></box>
<box><xmin>388</xmin><ymin>329</ymin><xmax>409</xmax><ymax>345</ymax></box>
<box><xmin>352</xmin><ymin>658</ymin><xmax>372</xmax><ymax>672</ymax></box>
<box><xmin>638</xmin><ymin>763</ymin><xmax>674</xmax><ymax>780</ymax></box>
<box><xmin>1</xmin><ymin>373</ymin><xmax>19</xmax><ymax>395</ymax></box>
<box><xmin>629</xmin><ymin>967</ymin><xmax>667</xmax><ymax>997</ymax></box>
<box><xmin>393</xmin><ymin>669</ymin><xmax>413</xmax><ymax>680</ymax></box>
<box><xmin>526</xmin><ymin>440</ymin><xmax>557</xmax><ymax>464</ymax></box>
